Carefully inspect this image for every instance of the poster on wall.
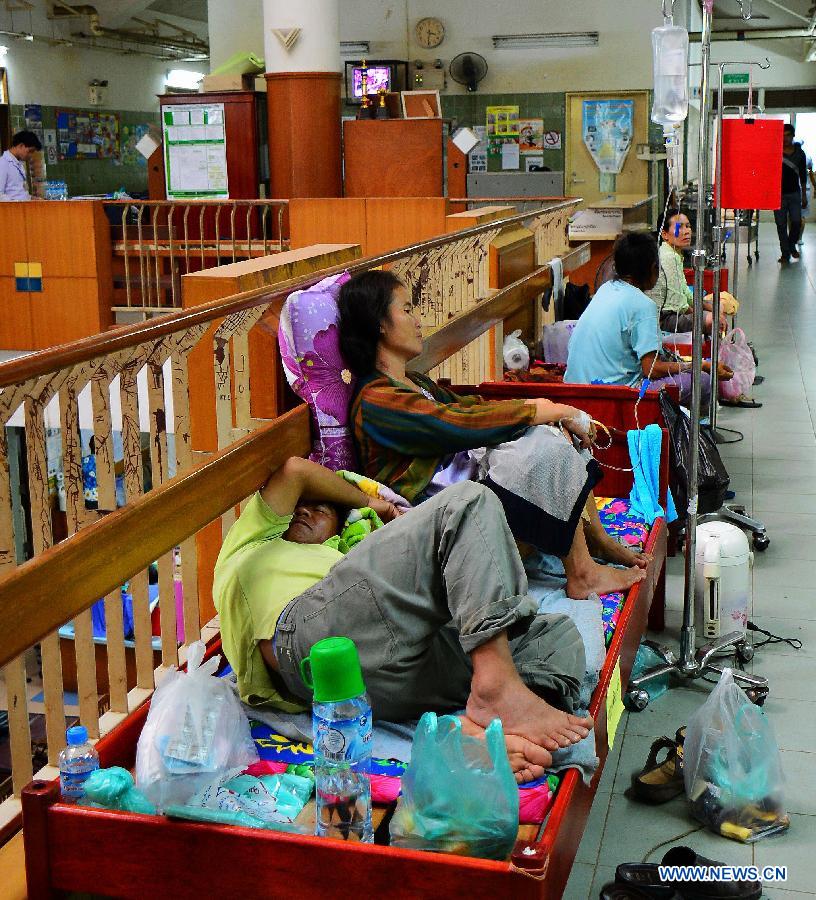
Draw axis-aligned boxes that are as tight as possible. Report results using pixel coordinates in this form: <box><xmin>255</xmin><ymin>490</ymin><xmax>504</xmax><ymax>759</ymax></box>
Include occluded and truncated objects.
<box><xmin>581</xmin><ymin>99</ymin><xmax>634</xmax><ymax>174</ymax></box>
<box><xmin>519</xmin><ymin>118</ymin><xmax>544</xmax><ymax>154</ymax></box>
<box><xmin>120</xmin><ymin>124</ymin><xmax>151</xmax><ymax>167</ymax></box>
<box><xmin>162</xmin><ymin>103</ymin><xmax>229</xmax><ymax>199</ymax></box>
<box><xmin>56</xmin><ymin>109</ymin><xmax>120</xmax><ymax>159</ymax></box>
<box><xmin>486</xmin><ymin>105</ymin><xmax>519</xmax><ymax>137</ymax></box>
<box><xmin>468</xmin><ymin>125</ymin><xmax>488</xmax><ymax>173</ymax></box>
<box><xmin>487</xmin><ymin>135</ymin><xmax>520</xmax><ymax>169</ymax></box>
<box><xmin>24</xmin><ymin>104</ymin><xmax>44</xmax><ymax>143</ymax></box>
<box><xmin>543</xmin><ymin>130</ymin><xmax>562</xmax><ymax>151</ymax></box>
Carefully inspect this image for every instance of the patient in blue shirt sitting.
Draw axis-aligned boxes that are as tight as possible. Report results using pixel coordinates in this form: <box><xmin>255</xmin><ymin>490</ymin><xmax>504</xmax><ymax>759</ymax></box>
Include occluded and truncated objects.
<box><xmin>565</xmin><ymin>232</ymin><xmax>731</xmax><ymax>409</ymax></box>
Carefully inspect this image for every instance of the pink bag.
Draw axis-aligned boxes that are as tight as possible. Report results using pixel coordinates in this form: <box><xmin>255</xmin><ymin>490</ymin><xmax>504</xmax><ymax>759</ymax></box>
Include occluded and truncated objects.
<box><xmin>718</xmin><ymin>328</ymin><xmax>755</xmax><ymax>400</ymax></box>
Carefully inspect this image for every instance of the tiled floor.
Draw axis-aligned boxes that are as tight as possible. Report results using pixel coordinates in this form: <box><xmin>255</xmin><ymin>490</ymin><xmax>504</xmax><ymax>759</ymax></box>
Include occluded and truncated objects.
<box><xmin>566</xmin><ymin>225</ymin><xmax>816</xmax><ymax>898</ymax></box>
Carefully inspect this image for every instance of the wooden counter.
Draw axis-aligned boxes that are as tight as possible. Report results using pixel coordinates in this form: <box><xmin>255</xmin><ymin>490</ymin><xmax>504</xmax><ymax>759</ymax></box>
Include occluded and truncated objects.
<box><xmin>0</xmin><ymin>201</ymin><xmax>112</xmax><ymax>350</ymax></box>
<box><xmin>343</xmin><ymin>119</ymin><xmax>444</xmax><ymax>197</ymax></box>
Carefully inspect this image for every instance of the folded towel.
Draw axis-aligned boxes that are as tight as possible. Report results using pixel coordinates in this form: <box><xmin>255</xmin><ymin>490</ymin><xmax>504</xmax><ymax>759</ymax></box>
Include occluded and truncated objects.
<box><xmin>627</xmin><ymin>424</ymin><xmax>678</xmax><ymax>526</ymax></box>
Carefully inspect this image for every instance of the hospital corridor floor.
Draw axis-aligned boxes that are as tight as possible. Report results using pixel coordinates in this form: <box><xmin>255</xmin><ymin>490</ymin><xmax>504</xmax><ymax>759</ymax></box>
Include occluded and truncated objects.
<box><xmin>565</xmin><ymin>223</ymin><xmax>816</xmax><ymax>899</ymax></box>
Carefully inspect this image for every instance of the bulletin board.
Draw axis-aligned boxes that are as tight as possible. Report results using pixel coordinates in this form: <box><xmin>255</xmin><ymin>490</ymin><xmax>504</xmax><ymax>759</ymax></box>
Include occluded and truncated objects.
<box><xmin>162</xmin><ymin>102</ymin><xmax>229</xmax><ymax>199</ymax></box>
<box><xmin>56</xmin><ymin>109</ymin><xmax>120</xmax><ymax>159</ymax></box>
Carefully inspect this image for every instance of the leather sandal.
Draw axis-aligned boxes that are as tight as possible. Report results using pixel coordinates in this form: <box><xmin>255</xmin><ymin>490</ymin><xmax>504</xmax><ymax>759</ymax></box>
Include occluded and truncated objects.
<box><xmin>628</xmin><ymin>736</ymin><xmax>685</xmax><ymax>804</ymax></box>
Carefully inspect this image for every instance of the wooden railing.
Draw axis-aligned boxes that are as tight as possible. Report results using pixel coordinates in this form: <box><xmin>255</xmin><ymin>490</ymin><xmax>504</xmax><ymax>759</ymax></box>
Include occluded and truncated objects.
<box><xmin>0</xmin><ymin>198</ymin><xmax>585</xmax><ymax>837</ymax></box>
<box><xmin>104</xmin><ymin>199</ymin><xmax>290</xmax><ymax>313</ymax></box>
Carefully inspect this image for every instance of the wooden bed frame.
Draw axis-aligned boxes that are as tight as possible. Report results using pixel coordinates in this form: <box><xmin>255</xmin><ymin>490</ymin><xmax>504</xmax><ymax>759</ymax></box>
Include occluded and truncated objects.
<box><xmin>19</xmin><ymin>381</ymin><xmax>670</xmax><ymax>899</ymax></box>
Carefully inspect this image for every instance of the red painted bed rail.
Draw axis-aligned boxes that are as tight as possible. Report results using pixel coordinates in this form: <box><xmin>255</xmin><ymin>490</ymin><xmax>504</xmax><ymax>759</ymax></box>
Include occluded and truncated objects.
<box><xmin>20</xmin><ymin>381</ymin><xmax>669</xmax><ymax>898</ymax></box>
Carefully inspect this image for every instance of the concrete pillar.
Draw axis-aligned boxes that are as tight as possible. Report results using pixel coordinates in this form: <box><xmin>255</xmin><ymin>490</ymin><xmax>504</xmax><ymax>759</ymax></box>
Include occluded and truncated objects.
<box><xmin>262</xmin><ymin>0</ymin><xmax>343</xmax><ymax>198</ymax></box>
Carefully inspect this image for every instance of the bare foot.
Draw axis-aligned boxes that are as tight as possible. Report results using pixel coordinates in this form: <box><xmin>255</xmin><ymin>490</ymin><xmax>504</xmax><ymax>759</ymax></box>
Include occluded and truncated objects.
<box><xmin>458</xmin><ymin>716</ymin><xmax>553</xmax><ymax>784</ymax></box>
<box><xmin>465</xmin><ymin>677</ymin><xmax>593</xmax><ymax>754</ymax></box>
<box><xmin>565</xmin><ymin>560</ymin><xmax>645</xmax><ymax>600</ymax></box>
<box><xmin>586</xmin><ymin>525</ymin><xmax>652</xmax><ymax>569</ymax></box>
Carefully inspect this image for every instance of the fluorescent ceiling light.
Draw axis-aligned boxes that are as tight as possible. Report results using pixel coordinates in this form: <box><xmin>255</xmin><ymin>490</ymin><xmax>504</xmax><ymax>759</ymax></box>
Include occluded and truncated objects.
<box><xmin>0</xmin><ymin>45</ymin><xmax>7</xmax><ymax>58</ymax></box>
<box><xmin>165</xmin><ymin>69</ymin><xmax>204</xmax><ymax>89</ymax></box>
<box><xmin>492</xmin><ymin>32</ymin><xmax>599</xmax><ymax>49</ymax></box>
<box><xmin>340</xmin><ymin>40</ymin><xmax>370</xmax><ymax>55</ymax></box>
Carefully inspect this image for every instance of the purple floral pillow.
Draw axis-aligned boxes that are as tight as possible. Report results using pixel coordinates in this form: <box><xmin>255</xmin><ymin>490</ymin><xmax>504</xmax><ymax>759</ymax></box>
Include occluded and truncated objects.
<box><xmin>278</xmin><ymin>271</ymin><xmax>357</xmax><ymax>471</ymax></box>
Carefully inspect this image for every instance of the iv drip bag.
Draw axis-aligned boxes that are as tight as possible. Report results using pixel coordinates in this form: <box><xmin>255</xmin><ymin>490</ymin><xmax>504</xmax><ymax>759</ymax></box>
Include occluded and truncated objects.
<box><xmin>651</xmin><ymin>22</ymin><xmax>689</xmax><ymax>127</ymax></box>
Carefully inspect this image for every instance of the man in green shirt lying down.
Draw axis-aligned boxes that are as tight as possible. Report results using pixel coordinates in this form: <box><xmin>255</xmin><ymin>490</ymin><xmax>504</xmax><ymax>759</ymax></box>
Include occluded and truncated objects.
<box><xmin>214</xmin><ymin>456</ymin><xmax>591</xmax><ymax>783</ymax></box>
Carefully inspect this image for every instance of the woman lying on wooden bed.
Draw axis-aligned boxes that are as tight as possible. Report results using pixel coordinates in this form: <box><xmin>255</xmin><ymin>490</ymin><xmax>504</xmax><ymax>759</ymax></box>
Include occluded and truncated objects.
<box><xmin>213</xmin><ymin>457</ymin><xmax>592</xmax><ymax>782</ymax></box>
<box><xmin>336</xmin><ymin>270</ymin><xmax>647</xmax><ymax>601</ymax></box>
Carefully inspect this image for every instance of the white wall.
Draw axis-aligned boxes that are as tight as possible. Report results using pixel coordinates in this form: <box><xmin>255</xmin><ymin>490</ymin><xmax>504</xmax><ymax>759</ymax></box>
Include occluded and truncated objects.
<box><xmin>208</xmin><ymin>0</ymin><xmax>264</xmax><ymax>72</ymax></box>
<box><xmin>338</xmin><ymin>0</ymin><xmax>665</xmax><ymax>93</ymax></box>
<box><xmin>0</xmin><ymin>5</ymin><xmax>207</xmax><ymax>111</ymax></box>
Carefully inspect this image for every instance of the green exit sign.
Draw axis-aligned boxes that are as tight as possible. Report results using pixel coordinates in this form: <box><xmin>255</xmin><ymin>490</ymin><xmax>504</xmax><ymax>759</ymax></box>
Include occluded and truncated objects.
<box><xmin>724</xmin><ymin>73</ymin><xmax>750</xmax><ymax>85</ymax></box>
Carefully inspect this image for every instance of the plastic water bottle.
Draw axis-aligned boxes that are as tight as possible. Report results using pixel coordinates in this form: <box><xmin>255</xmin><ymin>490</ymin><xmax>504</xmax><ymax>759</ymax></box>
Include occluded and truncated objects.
<box><xmin>301</xmin><ymin>637</ymin><xmax>373</xmax><ymax>843</ymax></box>
<box><xmin>651</xmin><ymin>21</ymin><xmax>689</xmax><ymax>127</ymax></box>
<box><xmin>58</xmin><ymin>725</ymin><xmax>100</xmax><ymax>802</ymax></box>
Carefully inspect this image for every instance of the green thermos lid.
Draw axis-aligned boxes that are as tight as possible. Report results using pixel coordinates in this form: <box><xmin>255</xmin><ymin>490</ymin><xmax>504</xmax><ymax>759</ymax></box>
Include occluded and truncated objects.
<box><xmin>300</xmin><ymin>636</ymin><xmax>366</xmax><ymax>703</ymax></box>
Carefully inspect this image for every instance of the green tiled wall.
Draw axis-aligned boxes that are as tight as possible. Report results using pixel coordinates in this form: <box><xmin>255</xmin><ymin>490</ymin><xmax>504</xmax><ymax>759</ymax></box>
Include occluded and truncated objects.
<box><xmin>441</xmin><ymin>92</ymin><xmax>566</xmax><ymax>171</ymax></box>
<box><xmin>10</xmin><ymin>105</ymin><xmax>159</xmax><ymax>196</ymax></box>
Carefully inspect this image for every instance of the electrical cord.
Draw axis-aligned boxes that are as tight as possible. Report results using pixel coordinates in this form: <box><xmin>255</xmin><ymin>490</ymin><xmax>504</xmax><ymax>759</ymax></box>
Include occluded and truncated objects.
<box><xmin>747</xmin><ymin>620</ymin><xmax>803</xmax><ymax>652</ymax></box>
<box><xmin>696</xmin><ymin>621</ymin><xmax>802</xmax><ymax>686</ymax></box>
<box><xmin>641</xmin><ymin>824</ymin><xmax>705</xmax><ymax>863</ymax></box>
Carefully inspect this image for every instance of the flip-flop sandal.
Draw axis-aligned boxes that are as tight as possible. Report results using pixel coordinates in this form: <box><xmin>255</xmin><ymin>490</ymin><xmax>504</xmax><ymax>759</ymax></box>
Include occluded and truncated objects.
<box><xmin>719</xmin><ymin>397</ymin><xmax>762</xmax><ymax>409</ymax></box>
<box><xmin>599</xmin><ymin>881</ymin><xmax>681</xmax><ymax>899</ymax></box>
<box><xmin>628</xmin><ymin>736</ymin><xmax>685</xmax><ymax>804</ymax></box>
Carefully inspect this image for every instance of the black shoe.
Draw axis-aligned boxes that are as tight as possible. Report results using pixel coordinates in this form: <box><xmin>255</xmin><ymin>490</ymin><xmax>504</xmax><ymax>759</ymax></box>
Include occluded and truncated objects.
<box><xmin>752</xmin><ymin>375</ymin><xmax>764</xmax><ymax>385</ymax></box>
<box><xmin>615</xmin><ymin>846</ymin><xmax>762</xmax><ymax>900</ymax></box>
<box><xmin>778</xmin><ymin>256</ymin><xmax>790</xmax><ymax>264</ymax></box>
<box><xmin>791</xmin><ymin>246</ymin><xmax>800</xmax><ymax>259</ymax></box>
<box><xmin>600</xmin><ymin>882</ymin><xmax>681</xmax><ymax>899</ymax></box>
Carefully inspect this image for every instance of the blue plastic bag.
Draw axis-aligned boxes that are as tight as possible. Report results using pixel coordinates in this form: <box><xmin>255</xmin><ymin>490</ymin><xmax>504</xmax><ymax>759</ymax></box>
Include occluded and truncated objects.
<box><xmin>390</xmin><ymin>712</ymin><xmax>518</xmax><ymax>859</ymax></box>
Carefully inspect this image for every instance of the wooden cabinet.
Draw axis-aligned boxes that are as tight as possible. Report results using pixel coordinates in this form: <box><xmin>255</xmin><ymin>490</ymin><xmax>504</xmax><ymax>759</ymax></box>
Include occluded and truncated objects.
<box><xmin>0</xmin><ymin>201</ymin><xmax>112</xmax><ymax>350</ymax></box>
<box><xmin>157</xmin><ymin>92</ymin><xmax>263</xmax><ymax>202</ymax></box>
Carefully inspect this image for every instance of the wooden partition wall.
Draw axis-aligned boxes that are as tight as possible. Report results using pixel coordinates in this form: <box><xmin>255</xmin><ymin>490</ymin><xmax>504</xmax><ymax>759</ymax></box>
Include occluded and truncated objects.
<box><xmin>0</xmin><ymin>201</ymin><xmax>112</xmax><ymax>350</ymax></box>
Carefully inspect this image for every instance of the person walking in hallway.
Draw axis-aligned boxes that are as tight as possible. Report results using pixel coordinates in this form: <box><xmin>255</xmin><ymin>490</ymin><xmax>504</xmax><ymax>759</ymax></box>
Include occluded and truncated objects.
<box><xmin>775</xmin><ymin>124</ymin><xmax>808</xmax><ymax>264</ymax></box>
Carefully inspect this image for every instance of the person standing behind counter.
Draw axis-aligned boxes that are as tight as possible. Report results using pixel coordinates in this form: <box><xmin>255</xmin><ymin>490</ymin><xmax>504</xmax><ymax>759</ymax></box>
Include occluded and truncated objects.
<box><xmin>0</xmin><ymin>131</ymin><xmax>42</xmax><ymax>201</ymax></box>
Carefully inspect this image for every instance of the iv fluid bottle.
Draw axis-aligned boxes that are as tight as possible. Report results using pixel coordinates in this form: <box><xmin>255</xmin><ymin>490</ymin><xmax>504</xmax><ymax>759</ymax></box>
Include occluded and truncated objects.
<box><xmin>302</xmin><ymin>637</ymin><xmax>373</xmax><ymax>843</ymax></box>
<box><xmin>58</xmin><ymin>725</ymin><xmax>100</xmax><ymax>802</ymax></box>
<box><xmin>651</xmin><ymin>23</ymin><xmax>689</xmax><ymax>126</ymax></box>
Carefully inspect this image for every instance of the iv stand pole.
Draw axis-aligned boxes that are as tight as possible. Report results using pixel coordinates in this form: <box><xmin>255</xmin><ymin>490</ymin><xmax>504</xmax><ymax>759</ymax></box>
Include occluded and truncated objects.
<box><xmin>627</xmin><ymin>0</ymin><xmax>768</xmax><ymax>705</ymax></box>
<box><xmin>679</xmin><ymin>0</ymin><xmax>712</xmax><ymax>676</ymax></box>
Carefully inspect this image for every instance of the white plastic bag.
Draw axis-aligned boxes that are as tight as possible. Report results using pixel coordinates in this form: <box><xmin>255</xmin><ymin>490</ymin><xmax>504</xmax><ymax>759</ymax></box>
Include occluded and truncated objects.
<box><xmin>541</xmin><ymin>320</ymin><xmax>577</xmax><ymax>365</ymax></box>
<box><xmin>135</xmin><ymin>641</ymin><xmax>258</xmax><ymax>810</ymax></box>
<box><xmin>684</xmin><ymin>668</ymin><xmax>788</xmax><ymax>842</ymax></box>
<box><xmin>718</xmin><ymin>328</ymin><xmax>755</xmax><ymax>401</ymax></box>
<box><xmin>502</xmin><ymin>330</ymin><xmax>530</xmax><ymax>371</ymax></box>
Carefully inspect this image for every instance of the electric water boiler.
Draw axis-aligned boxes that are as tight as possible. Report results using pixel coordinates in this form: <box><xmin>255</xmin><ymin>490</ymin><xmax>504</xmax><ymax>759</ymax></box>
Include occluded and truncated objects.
<box><xmin>694</xmin><ymin>521</ymin><xmax>751</xmax><ymax>647</ymax></box>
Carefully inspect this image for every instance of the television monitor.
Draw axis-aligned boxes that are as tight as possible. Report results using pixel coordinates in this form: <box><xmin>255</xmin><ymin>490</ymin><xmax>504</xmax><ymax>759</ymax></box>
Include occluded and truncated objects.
<box><xmin>351</xmin><ymin>65</ymin><xmax>391</xmax><ymax>98</ymax></box>
<box><xmin>344</xmin><ymin>60</ymin><xmax>407</xmax><ymax>105</ymax></box>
